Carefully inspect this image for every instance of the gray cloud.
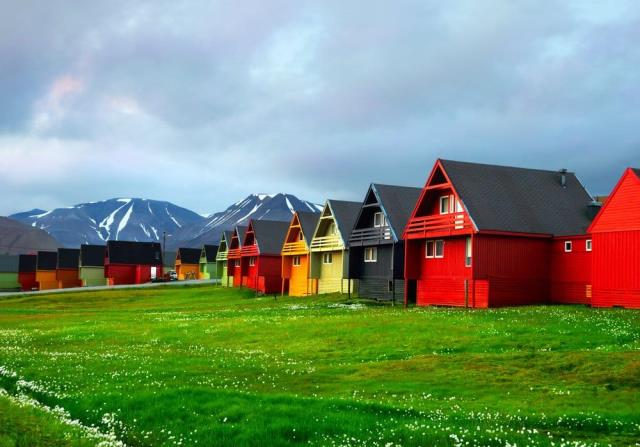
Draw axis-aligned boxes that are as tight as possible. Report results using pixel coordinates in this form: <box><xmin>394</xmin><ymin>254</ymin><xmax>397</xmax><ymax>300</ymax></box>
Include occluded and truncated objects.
<box><xmin>1</xmin><ymin>0</ymin><xmax>639</xmax><ymax>215</ymax></box>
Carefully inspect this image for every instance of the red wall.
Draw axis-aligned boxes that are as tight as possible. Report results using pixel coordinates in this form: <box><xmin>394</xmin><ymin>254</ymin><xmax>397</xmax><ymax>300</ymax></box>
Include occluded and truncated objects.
<box><xmin>474</xmin><ymin>234</ymin><xmax>550</xmax><ymax>307</ymax></box>
<box><xmin>19</xmin><ymin>272</ymin><xmax>37</xmax><ymax>291</ymax></box>
<box><xmin>550</xmin><ymin>236</ymin><xmax>591</xmax><ymax>304</ymax></box>
<box><xmin>592</xmin><ymin>230</ymin><xmax>640</xmax><ymax>308</ymax></box>
<box><xmin>242</xmin><ymin>255</ymin><xmax>282</xmax><ymax>294</ymax></box>
<box><xmin>105</xmin><ymin>264</ymin><xmax>161</xmax><ymax>285</ymax></box>
<box><xmin>57</xmin><ymin>269</ymin><xmax>82</xmax><ymax>289</ymax></box>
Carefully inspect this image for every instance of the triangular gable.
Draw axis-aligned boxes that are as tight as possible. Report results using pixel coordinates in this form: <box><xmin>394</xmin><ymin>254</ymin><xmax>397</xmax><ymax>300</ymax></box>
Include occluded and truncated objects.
<box><xmin>349</xmin><ymin>184</ymin><xmax>397</xmax><ymax>242</ymax></box>
<box><xmin>229</xmin><ymin>227</ymin><xmax>242</xmax><ymax>250</ymax></box>
<box><xmin>589</xmin><ymin>168</ymin><xmax>640</xmax><ymax>233</ymax></box>
<box><xmin>283</xmin><ymin>213</ymin><xmax>306</xmax><ymax>247</ymax></box>
<box><xmin>242</xmin><ymin>220</ymin><xmax>260</xmax><ymax>254</ymax></box>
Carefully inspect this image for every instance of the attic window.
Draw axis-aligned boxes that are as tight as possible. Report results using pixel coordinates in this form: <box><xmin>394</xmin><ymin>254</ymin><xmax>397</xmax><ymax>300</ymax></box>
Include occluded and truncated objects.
<box><xmin>234</xmin><ymin>260</ymin><xmax>240</xmax><ymax>267</ymax></box>
<box><xmin>586</xmin><ymin>239</ymin><xmax>592</xmax><ymax>252</ymax></box>
<box><xmin>373</xmin><ymin>212</ymin><xmax>386</xmax><ymax>228</ymax></box>
<box><xmin>564</xmin><ymin>241</ymin><xmax>572</xmax><ymax>253</ymax></box>
<box><xmin>249</xmin><ymin>257</ymin><xmax>256</xmax><ymax>267</ymax></box>
<box><xmin>293</xmin><ymin>256</ymin><xmax>301</xmax><ymax>266</ymax></box>
<box><xmin>439</xmin><ymin>196</ymin><xmax>450</xmax><ymax>215</ymax></box>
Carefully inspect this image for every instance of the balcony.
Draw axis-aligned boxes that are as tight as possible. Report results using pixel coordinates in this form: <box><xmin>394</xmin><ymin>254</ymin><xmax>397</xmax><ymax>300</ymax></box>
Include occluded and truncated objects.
<box><xmin>349</xmin><ymin>226</ymin><xmax>393</xmax><ymax>245</ymax></box>
<box><xmin>282</xmin><ymin>240</ymin><xmax>308</xmax><ymax>255</ymax></box>
<box><xmin>241</xmin><ymin>244</ymin><xmax>259</xmax><ymax>257</ymax></box>
<box><xmin>227</xmin><ymin>248</ymin><xmax>242</xmax><ymax>259</ymax></box>
<box><xmin>216</xmin><ymin>250</ymin><xmax>228</xmax><ymax>262</ymax></box>
<box><xmin>310</xmin><ymin>235</ymin><xmax>343</xmax><ymax>251</ymax></box>
<box><xmin>404</xmin><ymin>213</ymin><xmax>472</xmax><ymax>239</ymax></box>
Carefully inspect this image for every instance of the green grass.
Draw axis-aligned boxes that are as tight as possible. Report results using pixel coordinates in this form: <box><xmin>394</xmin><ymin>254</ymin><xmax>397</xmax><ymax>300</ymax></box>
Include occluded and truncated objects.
<box><xmin>0</xmin><ymin>285</ymin><xmax>639</xmax><ymax>446</ymax></box>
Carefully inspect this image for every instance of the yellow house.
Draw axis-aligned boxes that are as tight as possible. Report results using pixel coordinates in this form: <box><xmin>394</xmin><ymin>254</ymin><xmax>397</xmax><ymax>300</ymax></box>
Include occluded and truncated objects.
<box><xmin>309</xmin><ymin>200</ymin><xmax>361</xmax><ymax>295</ymax></box>
<box><xmin>281</xmin><ymin>212</ymin><xmax>320</xmax><ymax>296</ymax></box>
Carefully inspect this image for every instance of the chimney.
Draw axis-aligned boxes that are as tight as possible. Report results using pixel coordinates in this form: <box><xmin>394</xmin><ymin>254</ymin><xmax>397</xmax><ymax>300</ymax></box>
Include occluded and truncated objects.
<box><xmin>560</xmin><ymin>168</ymin><xmax>568</xmax><ymax>188</ymax></box>
<box><xmin>587</xmin><ymin>200</ymin><xmax>602</xmax><ymax>220</ymax></box>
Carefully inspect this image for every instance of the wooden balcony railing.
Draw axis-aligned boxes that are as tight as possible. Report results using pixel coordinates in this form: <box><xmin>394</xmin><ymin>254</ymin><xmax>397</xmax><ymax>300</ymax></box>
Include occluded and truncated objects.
<box><xmin>241</xmin><ymin>245</ymin><xmax>259</xmax><ymax>257</ymax></box>
<box><xmin>282</xmin><ymin>240</ymin><xmax>308</xmax><ymax>255</ymax></box>
<box><xmin>404</xmin><ymin>213</ymin><xmax>472</xmax><ymax>238</ymax></box>
<box><xmin>216</xmin><ymin>251</ymin><xmax>228</xmax><ymax>261</ymax></box>
<box><xmin>349</xmin><ymin>227</ymin><xmax>393</xmax><ymax>245</ymax></box>
<box><xmin>227</xmin><ymin>248</ymin><xmax>242</xmax><ymax>259</ymax></box>
<box><xmin>310</xmin><ymin>235</ymin><xmax>343</xmax><ymax>251</ymax></box>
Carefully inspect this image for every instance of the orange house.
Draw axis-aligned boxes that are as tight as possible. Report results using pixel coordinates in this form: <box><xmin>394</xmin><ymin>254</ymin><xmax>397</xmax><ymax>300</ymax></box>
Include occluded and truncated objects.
<box><xmin>36</xmin><ymin>251</ymin><xmax>58</xmax><ymax>290</ymax></box>
<box><xmin>281</xmin><ymin>212</ymin><xmax>320</xmax><ymax>296</ymax></box>
<box><xmin>175</xmin><ymin>248</ymin><xmax>201</xmax><ymax>280</ymax></box>
<box><xmin>56</xmin><ymin>248</ymin><xmax>82</xmax><ymax>289</ymax></box>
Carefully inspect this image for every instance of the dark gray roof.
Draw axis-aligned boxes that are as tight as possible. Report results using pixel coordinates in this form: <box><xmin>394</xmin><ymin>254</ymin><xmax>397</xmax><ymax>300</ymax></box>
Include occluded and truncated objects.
<box><xmin>163</xmin><ymin>251</ymin><xmax>177</xmax><ymax>267</ymax></box>
<box><xmin>328</xmin><ymin>200</ymin><xmax>362</xmax><ymax>243</ymax></box>
<box><xmin>19</xmin><ymin>254</ymin><xmax>37</xmax><ymax>273</ymax></box>
<box><xmin>106</xmin><ymin>241</ymin><xmax>162</xmax><ymax>265</ymax></box>
<box><xmin>202</xmin><ymin>245</ymin><xmax>218</xmax><ymax>262</ymax></box>
<box><xmin>373</xmin><ymin>184</ymin><xmax>423</xmax><ymax>241</ymax></box>
<box><xmin>57</xmin><ymin>248</ymin><xmax>80</xmax><ymax>269</ymax></box>
<box><xmin>177</xmin><ymin>248</ymin><xmax>201</xmax><ymax>264</ymax></box>
<box><xmin>440</xmin><ymin>159</ymin><xmax>595</xmax><ymax>236</ymax></box>
<box><xmin>0</xmin><ymin>254</ymin><xmax>19</xmax><ymax>273</ymax></box>
<box><xmin>297</xmin><ymin>212</ymin><xmax>321</xmax><ymax>245</ymax></box>
<box><xmin>236</xmin><ymin>226</ymin><xmax>248</xmax><ymax>248</ymax></box>
<box><xmin>222</xmin><ymin>230</ymin><xmax>234</xmax><ymax>248</ymax></box>
<box><xmin>250</xmin><ymin>220</ymin><xmax>290</xmax><ymax>255</ymax></box>
<box><xmin>80</xmin><ymin>245</ymin><xmax>105</xmax><ymax>267</ymax></box>
<box><xmin>37</xmin><ymin>251</ymin><xmax>58</xmax><ymax>270</ymax></box>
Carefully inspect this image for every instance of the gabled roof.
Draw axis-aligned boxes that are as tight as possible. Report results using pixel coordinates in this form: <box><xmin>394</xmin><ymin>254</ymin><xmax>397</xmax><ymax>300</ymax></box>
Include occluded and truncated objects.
<box><xmin>106</xmin><ymin>241</ymin><xmax>162</xmax><ymax>265</ymax></box>
<box><xmin>57</xmin><ymin>248</ymin><xmax>80</xmax><ymax>269</ymax></box>
<box><xmin>201</xmin><ymin>245</ymin><xmax>218</xmax><ymax>262</ymax></box>
<box><xmin>80</xmin><ymin>245</ymin><xmax>105</xmax><ymax>267</ymax></box>
<box><xmin>0</xmin><ymin>254</ymin><xmax>19</xmax><ymax>273</ymax></box>
<box><xmin>297</xmin><ymin>212</ymin><xmax>321</xmax><ymax>245</ymax></box>
<box><xmin>37</xmin><ymin>251</ymin><xmax>58</xmax><ymax>270</ymax></box>
<box><xmin>222</xmin><ymin>230</ymin><xmax>234</xmax><ymax>248</ymax></box>
<box><xmin>249</xmin><ymin>220</ymin><xmax>290</xmax><ymax>255</ymax></box>
<box><xmin>372</xmin><ymin>184</ymin><xmax>422</xmax><ymax>241</ymax></box>
<box><xmin>163</xmin><ymin>251</ymin><xmax>176</xmax><ymax>268</ymax></box>
<box><xmin>439</xmin><ymin>159</ymin><xmax>595</xmax><ymax>236</ymax></box>
<box><xmin>18</xmin><ymin>254</ymin><xmax>37</xmax><ymax>273</ymax></box>
<box><xmin>326</xmin><ymin>200</ymin><xmax>361</xmax><ymax>244</ymax></box>
<box><xmin>177</xmin><ymin>248</ymin><xmax>201</xmax><ymax>264</ymax></box>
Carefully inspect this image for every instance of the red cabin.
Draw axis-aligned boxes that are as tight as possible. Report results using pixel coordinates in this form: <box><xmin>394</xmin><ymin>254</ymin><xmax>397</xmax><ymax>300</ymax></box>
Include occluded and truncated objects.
<box><xmin>240</xmin><ymin>219</ymin><xmax>290</xmax><ymax>294</ymax></box>
<box><xmin>56</xmin><ymin>248</ymin><xmax>82</xmax><ymax>289</ymax></box>
<box><xmin>227</xmin><ymin>226</ymin><xmax>248</xmax><ymax>288</ymax></box>
<box><xmin>404</xmin><ymin>160</ymin><xmax>596</xmax><ymax>307</ymax></box>
<box><xmin>588</xmin><ymin>168</ymin><xmax>640</xmax><ymax>308</ymax></box>
<box><xmin>18</xmin><ymin>254</ymin><xmax>38</xmax><ymax>291</ymax></box>
<box><xmin>104</xmin><ymin>241</ymin><xmax>163</xmax><ymax>285</ymax></box>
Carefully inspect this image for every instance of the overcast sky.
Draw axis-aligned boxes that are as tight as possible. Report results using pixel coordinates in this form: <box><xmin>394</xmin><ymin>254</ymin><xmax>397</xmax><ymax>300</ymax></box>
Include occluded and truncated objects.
<box><xmin>1</xmin><ymin>0</ymin><xmax>639</xmax><ymax>215</ymax></box>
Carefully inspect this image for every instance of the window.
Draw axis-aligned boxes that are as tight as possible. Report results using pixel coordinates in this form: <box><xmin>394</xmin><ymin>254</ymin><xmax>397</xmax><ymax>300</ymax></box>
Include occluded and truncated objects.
<box><xmin>364</xmin><ymin>247</ymin><xmax>377</xmax><ymax>262</ymax></box>
<box><xmin>234</xmin><ymin>260</ymin><xmax>240</xmax><ymax>267</ymax></box>
<box><xmin>298</xmin><ymin>232</ymin><xmax>304</xmax><ymax>241</ymax></box>
<box><xmin>373</xmin><ymin>212</ymin><xmax>386</xmax><ymax>228</ymax></box>
<box><xmin>435</xmin><ymin>240</ymin><xmax>444</xmax><ymax>258</ymax></box>
<box><xmin>564</xmin><ymin>241</ymin><xmax>572</xmax><ymax>253</ymax></box>
<box><xmin>249</xmin><ymin>257</ymin><xmax>256</xmax><ymax>266</ymax></box>
<box><xmin>292</xmin><ymin>256</ymin><xmax>301</xmax><ymax>266</ymax></box>
<box><xmin>426</xmin><ymin>241</ymin><xmax>435</xmax><ymax>258</ymax></box>
<box><xmin>328</xmin><ymin>222</ymin><xmax>337</xmax><ymax>235</ymax></box>
<box><xmin>465</xmin><ymin>237</ymin><xmax>472</xmax><ymax>267</ymax></box>
<box><xmin>323</xmin><ymin>252</ymin><xmax>333</xmax><ymax>264</ymax></box>
<box><xmin>455</xmin><ymin>199</ymin><xmax>463</xmax><ymax>213</ymax></box>
<box><xmin>586</xmin><ymin>239</ymin><xmax>592</xmax><ymax>252</ymax></box>
<box><xmin>439</xmin><ymin>196</ymin><xmax>450</xmax><ymax>214</ymax></box>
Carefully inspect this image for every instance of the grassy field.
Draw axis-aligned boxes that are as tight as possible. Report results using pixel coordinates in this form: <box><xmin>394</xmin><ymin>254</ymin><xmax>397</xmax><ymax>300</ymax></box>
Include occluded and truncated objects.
<box><xmin>0</xmin><ymin>285</ymin><xmax>639</xmax><ymax>446</ymax></box>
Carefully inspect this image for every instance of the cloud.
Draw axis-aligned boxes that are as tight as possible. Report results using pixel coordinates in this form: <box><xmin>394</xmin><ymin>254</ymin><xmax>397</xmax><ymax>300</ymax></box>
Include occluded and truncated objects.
<box><xmin>1</xmin><ymin>0</ymin><xmax>639</xmax><ymax>215</ymax></box>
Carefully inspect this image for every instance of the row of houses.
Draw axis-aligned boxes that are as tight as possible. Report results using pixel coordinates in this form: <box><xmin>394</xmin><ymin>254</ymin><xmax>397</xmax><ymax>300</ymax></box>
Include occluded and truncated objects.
<box><xmin>1</xmin><ymin>159</ymin><xmax>638</xmax><ymax>309</ymax></box>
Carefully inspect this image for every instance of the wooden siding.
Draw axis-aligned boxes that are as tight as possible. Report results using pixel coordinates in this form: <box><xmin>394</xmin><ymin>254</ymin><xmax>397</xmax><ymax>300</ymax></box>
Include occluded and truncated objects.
<box><xmin>592</xmin><ymin>230</ymin><xmax>640</xmax><ymax>308</ymax></box>
<box><xmin>550</xmin><ymin>236</ymin><xmax>591</xmax><ymax>305</ymax></box>
<box><xmin>282</xmin><ymin>254</ymin><xmax>313</xmax><ymax>296</ymax></box>
<box><xmin>105</xmin><ymin>264</ymin><xmax>161</xmax><ymax>285</ymax></box>
<box><xmin>242</xmin><ymin>255</ymin><xmax>282</xmax><ymax>294</ymax></box>
<box><xmin>36</xmin><ymin>270</ymin><xmax>58</xmax><ymax>290</ymax></box>
<box><xmin>79</xmin><ymin>266</ymin><xmax>108</xmax><ymax>287</ymax></box>
<box><xmin>57</xmin><ymin>268</ymin><xmax>81</xmax><ymax>289</ymax></box>
<box><xmin>589</xmin><ymin>169</ymin><xmax>640</xmax><ymax>233</ymax></box>
<box><xmin>0</xmin><ymin>272</ymin><xmax>20</xmax><ymax>291</ymax></box>
<box><xmin>359</xmin><ymin>278</ymin><xmax>405</xmax><ymax>302</ymax></box>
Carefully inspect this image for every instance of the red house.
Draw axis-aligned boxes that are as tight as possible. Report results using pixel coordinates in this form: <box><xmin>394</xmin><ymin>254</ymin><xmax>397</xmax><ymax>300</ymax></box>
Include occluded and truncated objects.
<box><xmin>18</xmin><ymin>254</ymin><xmax>38</xmax><ymax>291</ymax></box>
<box><xmin>588</xmin><ymin>168</ymin><xmax>640</xmax><ymax>308</ymax></box>
<box><xmin>240</xmin><ymin>219</ymin><xmax>290</xmax><ymax>294</ymax></box>
<box><xmin>104</xmin><ymin>241</ymin><xmax>163</xmax><ymax>285</ymax></box>
<box><xmin>227</xmin><ymin>226</ymin><xmax>248</xmax><ymax>288</ymax></box>
<box><xmin>56</xmin><ymin>248</ymin><xmax>82</xmax><ymax>289</ymax></box>
<box><xmin>404</xmin><ymin>160</ymin><xmax>596</xmax><ymax>308</ymax></box>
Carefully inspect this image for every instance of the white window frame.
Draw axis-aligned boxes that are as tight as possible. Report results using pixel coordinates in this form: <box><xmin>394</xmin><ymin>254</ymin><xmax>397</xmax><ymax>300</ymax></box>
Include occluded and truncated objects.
<box><xmin>364</xmin><ymin>247</ymin><xmax>378</xmax><ymax>263</ymax></box>
<box><xmin>586</xmin><ymin>239</ymin><xmax>592</xmax><ymax>252</ymax></box>
<box><xmin>425</xmin><ymin>241</ymin><xmax>435</xmax><ymax>258</ymax></box>
<box><xmin>435</xmin><ymin>240</ymin><xmax>445</xmax><ymax>258</ymax></box>
<box><xmin>249</xmin><ymin>257</ymin><xmax>256</xmax><ymax>266</ymax></box>
<box><xmin>465</xmin><ymin>237</ymin><xmax>472</xmax><ymax>267</ymax></box>
<box><xmin>564</xmin><ymin>241</ymin><xmax>572</xmax><ymax>253</ymax></box>
<box><xmin>234</xmin><ymin>259</ymin><xmax>240</xmax><ymax>267</ymax></box>
<box><xmin>323</xmin><ymin>252</ymin><xmax>333</xmax><ymax>264</ymax></box>
<box><xmin>373</xmin><ymin>212</ymin><xmax>386</xmax><ymax>228</ymax></box>
<box><xmin>292</xmin><ymin>255</ymin><xmax>301</xmax><ymax>267</ymax></box>
<box><xmin>439</xmin><ymin>196</ymin><xmax>450</xmax><ymax>215</ymax></box>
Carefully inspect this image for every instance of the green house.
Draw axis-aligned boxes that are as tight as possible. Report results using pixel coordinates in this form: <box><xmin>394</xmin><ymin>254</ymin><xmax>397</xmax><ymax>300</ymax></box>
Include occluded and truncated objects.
<box><xmin>0</xmin><ymin>254</ymin><xmax>20</xmax><ymax>291</ymax></box>
<box><xmin>79</xmin><ymin>245</ymin><xmax>108</xmax><ymax>287</ymax></box>
<box><xmin>309</xmin><ymin>200</ymin><xmax>361</xmax><ymax>295</ymax></box>
<box><xmin>198</xmin><ymin>245</ymin><xmax>219</xmax><ymax>280</ymax></box>
<box><xmin>216</xmin><ymin>231</ymin><xmax>233</xmax><ymax>286</ymax></box>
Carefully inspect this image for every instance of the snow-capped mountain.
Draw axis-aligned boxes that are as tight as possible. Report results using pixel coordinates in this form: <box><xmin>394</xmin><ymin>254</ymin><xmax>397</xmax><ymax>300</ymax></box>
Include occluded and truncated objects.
<box><xmin>9</xmin><ymin>199</ymin><xmax>205</xmax><ymax>248</ymax></box>
<box><xmin>168</xmin><ymin>193</ymin><xmax>322</xmax><ymax>249</ymax></box>
<box><xmin>8</xmin><ymin>194</ymin><xmax>321</xmax><ymax>249</ymax></box>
